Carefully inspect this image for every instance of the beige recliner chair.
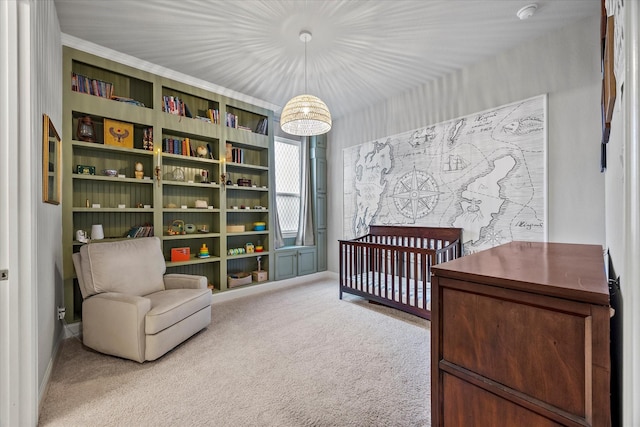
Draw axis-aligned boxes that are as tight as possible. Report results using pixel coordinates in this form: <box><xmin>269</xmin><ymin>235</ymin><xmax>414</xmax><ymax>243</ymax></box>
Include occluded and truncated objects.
<box><xmin>72</xmin><ymin>237</ymin><xmax>212</xmax><ymax>362</ymax></box>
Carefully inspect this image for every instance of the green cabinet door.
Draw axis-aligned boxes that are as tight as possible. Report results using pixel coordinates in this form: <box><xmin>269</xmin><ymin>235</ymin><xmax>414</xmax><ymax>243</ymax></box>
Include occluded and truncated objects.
<box><xmin>275</xmin><ymin>249</ymin><xmax>297</xmax><ymax>281</ymax></box>
<box><xmin>316</xmin><ymin>229</ymin><xmax>327</xmax><ymax>271</ymax></box>
<box><xmin>297</xmin><ymin>247</ymin><xmax>317</xmax><ymax>276</ymax></box>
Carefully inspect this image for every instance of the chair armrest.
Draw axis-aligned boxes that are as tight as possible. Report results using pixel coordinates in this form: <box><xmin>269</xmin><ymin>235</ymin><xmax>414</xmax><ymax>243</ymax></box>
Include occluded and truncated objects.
<box><xmin>82</xmin><ymin>292</ymin><xmax>151</xmax><ymax>363</ymax></box>
<box><xmin>163</xmin><ymin>274</ymin><xmax>207</xmax><ymax>290</ymax></box>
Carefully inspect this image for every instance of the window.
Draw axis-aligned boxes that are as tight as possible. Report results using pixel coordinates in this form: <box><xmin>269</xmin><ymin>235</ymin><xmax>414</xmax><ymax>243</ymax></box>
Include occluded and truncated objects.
<box><xmin>274</xmin><ymin>137</ymin><xmax>301</xmax><ymax>235</ymax></box>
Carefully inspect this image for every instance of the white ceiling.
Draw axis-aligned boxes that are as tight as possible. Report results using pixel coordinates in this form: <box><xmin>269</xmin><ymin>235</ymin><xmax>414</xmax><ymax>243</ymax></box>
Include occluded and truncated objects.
<box><xmin>54</xmin><ymin>0</ymin><xmax>601</xmax><ymax>120</ymax></box>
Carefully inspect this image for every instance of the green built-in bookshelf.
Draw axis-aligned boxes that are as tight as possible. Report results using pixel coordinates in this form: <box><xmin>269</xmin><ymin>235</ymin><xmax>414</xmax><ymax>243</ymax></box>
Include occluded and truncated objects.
<box><xmin>62</xmin><ymin>46</ymin><xmax>274</xmax><ymax>322</ymax></box>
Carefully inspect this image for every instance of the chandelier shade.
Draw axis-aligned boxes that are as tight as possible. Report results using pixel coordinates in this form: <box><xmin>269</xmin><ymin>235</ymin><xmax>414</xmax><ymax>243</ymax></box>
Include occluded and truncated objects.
<box><xmin>280</xmin><ymin>94</ymin><xmax>332</xmax><ymax>136</ymax></box>
<box><xmin>280</xmin><ymin>30</ymin><xmax>331</xmax><ymax>137</ymax></box>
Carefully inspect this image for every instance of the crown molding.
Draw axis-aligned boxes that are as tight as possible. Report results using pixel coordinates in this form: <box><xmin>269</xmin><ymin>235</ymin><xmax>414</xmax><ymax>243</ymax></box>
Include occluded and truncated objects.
<box><xmin>61</xmin><ymin>33</ymin><xmax>280</xmax><ymax>112</ymax></box>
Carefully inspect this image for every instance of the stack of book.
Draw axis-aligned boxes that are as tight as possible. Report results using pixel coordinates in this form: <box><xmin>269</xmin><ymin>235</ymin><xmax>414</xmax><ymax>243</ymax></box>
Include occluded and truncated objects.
<box><xmin>110</xmin><ymin>95</ymin><xmax>145</xmax><ymax>107</ymax></box>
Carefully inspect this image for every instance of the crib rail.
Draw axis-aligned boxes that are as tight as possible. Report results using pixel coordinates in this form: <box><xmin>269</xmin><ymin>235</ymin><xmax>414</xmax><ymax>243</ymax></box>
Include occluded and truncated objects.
<box><xmin>339</xmin><ymin>227</ymin><xmax>462</xmax><ymax>319</ymax></box>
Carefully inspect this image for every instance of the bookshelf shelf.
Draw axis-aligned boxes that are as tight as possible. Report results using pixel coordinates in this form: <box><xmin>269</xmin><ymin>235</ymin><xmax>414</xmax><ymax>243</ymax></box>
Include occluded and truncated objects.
<box><xmin>162</xmin><ymin>233</ymin><xmax>221</xmax><ymax>240</ymax></box>
<box><xmin>72</xmin><ymin>139</ymin><xmax>154</xmax><ymax>156</ymax></box>
<box><xmin>227</xmin><ymin>252</ymin><xmax>270</xmax><ymax>260</ymax></box>
<box><xmin>62</xmin><ymin>46</ymin><xmax>274</xmax><ymax>321</ymax></box>
<box><xmin>73</xmin><ymin>174</ymin><xmax>155</xmax><ymax>184</ymax></box>
<box><xmin>72</xmin><ymin>207</ymin><xmax>154</xmax><ymax>213</ymax></box>
<box><xmin>166</xmin><ymin>256</ymin><xmax>221</xmax><ymax>268</ymax></box>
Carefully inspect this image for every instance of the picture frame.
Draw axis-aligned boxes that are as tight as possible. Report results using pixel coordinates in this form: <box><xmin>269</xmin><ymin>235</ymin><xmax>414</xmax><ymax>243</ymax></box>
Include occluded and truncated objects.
<box><xmin>43</xmin><ymin>114</ymin><xmax>61</xmax><ymax>205</ymax></box>
<box><xmin>104</xmin><ymin>118</ymin><xmax>134</xmax><ymax>148</ymax></box>
<box><xmin>603</xmin><ymin>15</ymin><xmax>616</xmax><ymax>126</ymax></box>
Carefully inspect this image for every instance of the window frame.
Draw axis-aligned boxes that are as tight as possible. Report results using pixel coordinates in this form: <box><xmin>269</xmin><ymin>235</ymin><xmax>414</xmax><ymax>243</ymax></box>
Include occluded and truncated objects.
<box><xmin>274</xmin><ymin>136</ymin><xmax>302</xmax><ymax>238</ymax></box>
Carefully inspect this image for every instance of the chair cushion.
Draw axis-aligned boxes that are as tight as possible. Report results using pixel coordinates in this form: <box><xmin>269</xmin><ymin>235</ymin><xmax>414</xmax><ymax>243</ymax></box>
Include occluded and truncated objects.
<box><xmin>81</xmin><ymin>237</ymin><xmax>166</xmax><ymax>297</ymax></box>
<box><xmin>145</xmin><ymin>289</ymin><xmax>212</xmax><ymax>335</ymax></box>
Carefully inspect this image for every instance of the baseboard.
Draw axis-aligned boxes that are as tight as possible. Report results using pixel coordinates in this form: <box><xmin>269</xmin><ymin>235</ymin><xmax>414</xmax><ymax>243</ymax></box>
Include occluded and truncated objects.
<box><xmin>211</xmin><ymin>271</ymin><xmax>335</xmax><ymax>304</ymax></box>
<box><xmin>38</xmin><ymin>328</ymin><xmax>64</xmax><ymax>412</ymax></box>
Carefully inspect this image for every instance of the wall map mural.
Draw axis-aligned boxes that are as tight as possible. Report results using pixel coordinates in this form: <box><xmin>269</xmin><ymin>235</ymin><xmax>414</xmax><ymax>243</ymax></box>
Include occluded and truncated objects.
<box><xmin>343</xmin><ymin>95</ymin><xmax>547</xmax><ymax>254</ymax></box>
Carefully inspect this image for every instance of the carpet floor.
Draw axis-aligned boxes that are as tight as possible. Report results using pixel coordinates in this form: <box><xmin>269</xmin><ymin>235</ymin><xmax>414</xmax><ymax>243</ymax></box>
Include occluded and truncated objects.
<box><xmin>38</xmin><ymin>277</ymin><xmax>431</xmax><ymax>426</ymax></box>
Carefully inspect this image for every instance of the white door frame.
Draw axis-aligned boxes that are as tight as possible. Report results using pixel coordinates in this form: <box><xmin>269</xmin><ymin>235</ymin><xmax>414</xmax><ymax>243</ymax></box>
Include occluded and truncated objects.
<box><xmin>623</xmin><ymin>2</ymin><xmax>640</xmax><ymax>424</ymax></box>
<box><xmin>1</xmin><ymin>1</ymin><xmax>38</xmax><ymax>425</ymax></box>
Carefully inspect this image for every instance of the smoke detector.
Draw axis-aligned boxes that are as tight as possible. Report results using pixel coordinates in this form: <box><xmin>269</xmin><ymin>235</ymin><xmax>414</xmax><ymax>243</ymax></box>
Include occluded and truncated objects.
<box><xmin>517</xmin><ymin>4</ymin><xmax>538</xmax><ymax>20</ymax></box>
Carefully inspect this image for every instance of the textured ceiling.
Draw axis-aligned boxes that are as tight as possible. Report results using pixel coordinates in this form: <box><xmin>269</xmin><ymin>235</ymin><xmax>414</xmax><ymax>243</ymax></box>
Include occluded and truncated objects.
<box><xmin>54</xmin><ymin>0</ymin><xmax>600</xmax><ymax>120</ymax></box>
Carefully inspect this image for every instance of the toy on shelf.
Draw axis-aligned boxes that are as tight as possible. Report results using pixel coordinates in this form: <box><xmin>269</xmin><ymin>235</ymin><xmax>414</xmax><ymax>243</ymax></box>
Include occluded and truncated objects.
<box><xmin>167</xmin><ymin>219</ymin><xmax>185</xmax><ymax>235</ymax></box>
<box><xmin>252</xmin><ymin>256</ymin><xmax>267</xmax><ymax>282</ymax></box>
<box><xmin>198</xmin><ymin>243</ymin><xmax>210</xmax><ymax>258</ymax></box>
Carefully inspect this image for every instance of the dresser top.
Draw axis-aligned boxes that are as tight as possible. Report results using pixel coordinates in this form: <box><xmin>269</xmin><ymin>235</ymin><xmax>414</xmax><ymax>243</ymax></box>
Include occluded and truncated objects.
<box><xmin>431</xmin><ymin>241</ymin><xmax>609</xmax><ymax>305</ymax></box>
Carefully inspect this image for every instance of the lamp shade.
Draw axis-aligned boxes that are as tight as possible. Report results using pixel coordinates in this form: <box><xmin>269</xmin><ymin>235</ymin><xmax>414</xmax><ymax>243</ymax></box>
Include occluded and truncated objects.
<box><xmin>280</xmin><ymin>94</ymin><xmax>332</xmax><ymax>136</ymax></box>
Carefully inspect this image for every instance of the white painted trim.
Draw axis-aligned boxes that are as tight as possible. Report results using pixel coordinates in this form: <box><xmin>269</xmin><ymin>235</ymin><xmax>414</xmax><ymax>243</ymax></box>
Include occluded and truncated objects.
<box><xmin>0</xmin><ymin>2</ymin><xmax>19</xmax><ymax>425</ymax></box>
<box><xmin>211</xmin><ymin>272</ymin><xmax>335</xmax><ymax>305</ymax></box>
<box><xmin>623</xmin><ymin>2</ymin><xmax>640</xmax><ymax>424</ymax></box>
<box><xmin>61</xmin><ymin>33</ymin><xmax>280</xmax><ymax>113</ymax></box>
<box><xmin>17</xmin><ymin>0</ymin><xmax>38</xmax><ymax>424</ymax></box>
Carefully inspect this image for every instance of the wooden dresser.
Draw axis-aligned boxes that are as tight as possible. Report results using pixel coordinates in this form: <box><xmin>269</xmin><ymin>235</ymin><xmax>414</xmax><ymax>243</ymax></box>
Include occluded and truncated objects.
<box><xmin>431</xmin><ymin>241</ymin><xmax>610</xmax><ymax>426</ymax></box>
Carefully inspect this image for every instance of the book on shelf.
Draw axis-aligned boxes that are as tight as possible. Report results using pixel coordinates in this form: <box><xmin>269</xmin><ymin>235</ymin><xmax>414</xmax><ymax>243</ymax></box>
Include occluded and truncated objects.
<box><xmin>143</xmin><ymin>127</ymin><xmax>153</xmax><ymax>151</ymax></box>
<box><xmin>226</xmin><ymin>112</ymin><xmax>238</xmax><ymax>128</ymax></box>
<box><xmin>71</xmin><ymin>72</ymin><xmax>114</xmax><ymax>99</ymax></box>
<box><xmin>226</xmin><ymin>143</ymin><xmax>232</xmax><ymax>162</ymax></box>
<box><xmin>206</xmin><ymin>109</ymin><xmax>219</xmax><ymax>124</ymax></box>
<box><xmin>162</xmin><ymin>95</ymin><xmax>192</xmax><ymax>117</ymax></box>
<box><xmin>163</xmin><ymin>137</ymin><xmax>194</xmax><ymax>157</ymax></box>
<box><xmin>126</xmin><ymin>224</ymin><xmax>154</xmax><ymax>238</ymax></box>
<box><xmin>255</xmin><ymin>117</ymin><xmax>268</xmax><ymax>135</ymax></box>
<box><xmin>231</xmin><ymin>147</ymin><xmax>244</xmax><ymax>163</ymax></box>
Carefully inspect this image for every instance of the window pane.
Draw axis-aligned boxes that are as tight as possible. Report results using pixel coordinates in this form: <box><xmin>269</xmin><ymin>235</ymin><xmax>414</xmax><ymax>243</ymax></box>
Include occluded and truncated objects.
<box><xmin>277</xmin><ymin>194</ymin><xmax>300</xmax><ymax>233</ymax></box>
<box><xmin>275</xmin><ymin>141</ymin><xmax>300</xmax><ymax>194</ymax></box>
<box><xmin>275</xmin><ymin>138</ymin><xmax>302</xmax><ymax>234</ymax></box>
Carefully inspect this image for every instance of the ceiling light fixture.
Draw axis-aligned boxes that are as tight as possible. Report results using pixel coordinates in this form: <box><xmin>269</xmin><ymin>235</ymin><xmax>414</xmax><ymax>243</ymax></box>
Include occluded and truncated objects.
<box><xmin>516</xmin><ymin>4</ymin><xmax>538</xmax><ymax>20</ymax></box>
<box><xmin>280</xmin><ymin>30</ymin><xmax>332</xmax><ymax>136</ymax></box>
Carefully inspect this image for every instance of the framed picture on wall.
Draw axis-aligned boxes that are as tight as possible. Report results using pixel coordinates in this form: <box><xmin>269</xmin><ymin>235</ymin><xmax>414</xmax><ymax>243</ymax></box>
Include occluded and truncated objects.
<box><xmin>42</xmin><ymin>114</ymin><xmax>61</xmax><ymax>205</ymax></box>
<box><xmin>603</xmin><ymin>15</ymin><xmax>616</xmax><ymax>127</ymax></box>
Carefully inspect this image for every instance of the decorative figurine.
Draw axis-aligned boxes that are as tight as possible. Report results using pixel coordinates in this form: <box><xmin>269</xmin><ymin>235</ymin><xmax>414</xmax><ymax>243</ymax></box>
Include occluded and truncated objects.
<box><xmin>196</xmin><ymin>145</ymin><xmax>208</xmax><ymax>158</ymax></box>
<box><xmin>134</xmin><ymin>162</ymin><xmax>144</xmax><ymax>179</ymax></box>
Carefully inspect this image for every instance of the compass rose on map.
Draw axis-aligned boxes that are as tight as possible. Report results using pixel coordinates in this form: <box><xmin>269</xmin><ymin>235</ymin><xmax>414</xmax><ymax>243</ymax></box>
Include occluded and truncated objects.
<box><xmin>392</xmin><ymin>167</ymin><xmax>440</xmax><ymax>222</ymax></box>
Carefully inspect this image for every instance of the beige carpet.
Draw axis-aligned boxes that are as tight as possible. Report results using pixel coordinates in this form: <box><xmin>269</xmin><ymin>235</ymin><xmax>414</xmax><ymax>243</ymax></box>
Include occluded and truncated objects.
<box><xmin>38</xmin><ymin>277</ymin><xmax>431</xmax><ymax>426</ymax></box>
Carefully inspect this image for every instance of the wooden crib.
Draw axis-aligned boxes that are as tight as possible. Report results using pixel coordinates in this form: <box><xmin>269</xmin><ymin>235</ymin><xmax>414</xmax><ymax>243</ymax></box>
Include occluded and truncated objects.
<box><xmin>339</xmin><ymin>226</ymin><xmax>462</xmax><ymax>320</ymax></box>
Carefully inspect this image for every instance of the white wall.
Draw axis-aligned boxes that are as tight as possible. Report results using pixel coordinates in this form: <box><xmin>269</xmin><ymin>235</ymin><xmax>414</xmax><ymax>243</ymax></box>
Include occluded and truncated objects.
<box><xmin>31</xmin><ymin>0</ymin><xmax>63</xmax><ymax>406</ymax></box>
<box><xmin>327</xmin><ymin>15</ymin><xmax>604</xmax><ymax>272</ymax></box>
